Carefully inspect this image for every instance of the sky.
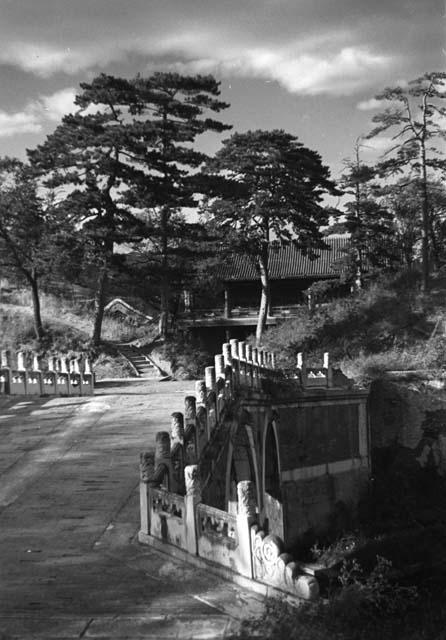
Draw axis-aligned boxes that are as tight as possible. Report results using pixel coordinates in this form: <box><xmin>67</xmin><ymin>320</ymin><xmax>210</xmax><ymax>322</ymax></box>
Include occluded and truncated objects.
<box><xmin>0</xmin><ymin>0</ymin><xmax>443</xmax><ymax>181</ymax></box>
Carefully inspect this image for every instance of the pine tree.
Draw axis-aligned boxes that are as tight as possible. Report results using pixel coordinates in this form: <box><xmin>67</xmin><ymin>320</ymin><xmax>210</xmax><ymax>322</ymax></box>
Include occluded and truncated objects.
<box><xmin>203</xmin><ymin>129</ymin><xmax>338</xmax><ymax>345</ymax></box>
<box><xmin>366</xmin><ymin>72</ymin><xmax>446</xmax><ymax>290</ymax></box>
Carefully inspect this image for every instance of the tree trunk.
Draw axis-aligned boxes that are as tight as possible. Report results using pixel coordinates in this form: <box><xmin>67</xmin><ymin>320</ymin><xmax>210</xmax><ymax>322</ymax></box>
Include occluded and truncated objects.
<box><xmin>92</xmin><ymin>265</ymin><xmax>108</xmax><ymax>346</ymax></box>
<box><xmin>29</xmin><ymin>272</ymin><xmax>44</xmax><ymax>340</ymax></box>
<box><xmin>159</xmin><ymin>206</ymin><xmax>169</xmax><ymax>339</ymax></box>
<box><xmin>420</xmin><ymin>142</ymin><xmax>430</xmax><ymax>292</ymax></box>
<box><xmin>256</xmin><ymin>252</ymin><xmax>270</xmax><ymax>346</ymax></box>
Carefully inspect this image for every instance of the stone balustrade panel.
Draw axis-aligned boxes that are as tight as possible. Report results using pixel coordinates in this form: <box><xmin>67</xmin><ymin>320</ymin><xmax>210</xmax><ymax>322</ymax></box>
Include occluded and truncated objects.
<box><xmin>197</xmin><ymin>503</ymin><xmax>238</xmax><ymax>543</ymax></box>
<box><xmin>150</xmin><ymin>487</ymin><xmax>187</xmax><ymax>550</ymax></box>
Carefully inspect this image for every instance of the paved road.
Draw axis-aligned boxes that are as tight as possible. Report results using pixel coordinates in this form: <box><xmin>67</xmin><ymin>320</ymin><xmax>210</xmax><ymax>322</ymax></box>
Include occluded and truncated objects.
<box><xmin>0</xmin><ymin>380</ymin><xmax>264</xmax><ymax>639</ymax></box>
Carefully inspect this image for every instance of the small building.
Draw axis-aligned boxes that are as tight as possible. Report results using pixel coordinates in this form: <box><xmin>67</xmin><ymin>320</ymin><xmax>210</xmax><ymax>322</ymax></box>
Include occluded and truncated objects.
<box><xmin>179</xmin><ymin>235</ymin><xmax>350</xmax><ymax>348</ymax></box>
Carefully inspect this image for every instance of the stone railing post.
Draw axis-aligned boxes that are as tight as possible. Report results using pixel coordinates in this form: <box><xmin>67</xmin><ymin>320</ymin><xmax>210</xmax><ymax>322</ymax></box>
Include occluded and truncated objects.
<box><xmin>155</xmin><ymin>431</ymin><xmax>171</xmax><ymax>490</ymax></box>
<box><xmin>184</xmin><ymin>395</ymin><xmax>198</xmax><ymax>459</ymax></box>
<box><xmin>16</xmin><ymin>351</ymin><xmax>26</xmax><ymax>371</ymax></box>
<box><xmin>139</xmin><ymin>452</ymin><xmax>155</xmax><ymax>535</ymax></box>
<box><xmin>230</xmin><ymin>339</ymin><xmax>240</xmax><ymax>387</ymax></box>
<box><xmin>238</xmin><ymin>342</ymin><xmax>247</xmax><ymax>385</ymax></box>
<box><xmin>171</xmin><ymin>412</ymin><xmax>185</xmax><ymax>493</ymax></box>
<box><xmin>214</xmin><ymin>355</ymin><xmax>225</xmax><ymax>418</ymax></box>
<box><xmin>205</xmin><ymin>366</ymin><xmax>216</xmax><ymax>393</ymax></box>
<box><xmin>171</xmin><ymin>412</ymin><xmax>184</xmax><ymax>447</ymax></box>
<box><xmin>184</xmin><ymin>465</ymin><xmax>202</xmax><ymax>555</ymax></box>
<box><xmin>195</xmin><ymin>380</ymin><xmax>208</xmax><ymax>442</ymax></box>
<box><xmin>271</xmin><ymin>352</ymin><xmax>276</xmax><ymax>369</ymax></box>
<box><xmin>297</xmin><ymin>352</ymin><xmax>307</xmax><ymax>386</ymax></box>
<box><xmin>324</xmin><ymin>352</ymin><xmax>333</xmax><ymax>387</ymax></box>
<box><xmin>222</xmin><ymin>343</ymin><xmax>232</xmax><ymax>367</ymax></box>
<box><xmin>205</xmin><ymin>366</ymin><xmax>217</xmax><ymax>435</ymax></box>
<box><xmin>236</xmin><ymin>480</ymin><xmax>257</xmax><ymax>578</ymax></box>
<box><xmin>252</xmin><ymin>348</ymin><xmax>259</xmax><ymax>388</ymax></box>
<box><xmin>1</xmin><ymin>350</ymin><xmax>11</xmax><ymax>369</ymax></box>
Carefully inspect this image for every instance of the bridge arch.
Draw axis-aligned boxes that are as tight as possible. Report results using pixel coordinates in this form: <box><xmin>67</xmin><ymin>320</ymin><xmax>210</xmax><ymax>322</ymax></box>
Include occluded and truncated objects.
<box><xmin>225</xmin><ymin>411</ymin><xmax>261</xmax><ymax>514</ymax></box>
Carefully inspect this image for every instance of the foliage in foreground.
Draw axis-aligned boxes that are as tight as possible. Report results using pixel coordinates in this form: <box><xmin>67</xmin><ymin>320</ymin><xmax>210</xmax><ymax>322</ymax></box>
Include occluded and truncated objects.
<box><xmin>232</xmin><ymin>554</ymin><xmax>446</xmax><ymax>640</ymax></box>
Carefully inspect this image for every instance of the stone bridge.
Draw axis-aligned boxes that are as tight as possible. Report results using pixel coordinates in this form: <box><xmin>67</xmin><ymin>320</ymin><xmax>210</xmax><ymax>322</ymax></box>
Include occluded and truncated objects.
<box><xmin>139</xmin><ymin>340</ymin><xmax>370</xmax><ymax>600</ymax></box>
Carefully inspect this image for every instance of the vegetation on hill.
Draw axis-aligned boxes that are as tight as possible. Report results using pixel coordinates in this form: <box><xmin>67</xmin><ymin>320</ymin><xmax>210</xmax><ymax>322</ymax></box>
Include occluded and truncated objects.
<box><xmin>260</xmin><ymin>269</ymin><xmax>446</xmax><ymax>383</ymax></box>
<box><xmin>0</xmin><ymin>289</ymin><xmax>151</xmax><ymax>378</ymax></box>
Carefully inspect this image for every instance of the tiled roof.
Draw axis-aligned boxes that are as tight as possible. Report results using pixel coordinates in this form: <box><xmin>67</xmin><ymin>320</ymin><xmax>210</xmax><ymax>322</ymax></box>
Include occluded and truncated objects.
<box><xmin>219</xmin><ymin>236</ymin><xmax>350</xmax><ymax>281</ymax></box>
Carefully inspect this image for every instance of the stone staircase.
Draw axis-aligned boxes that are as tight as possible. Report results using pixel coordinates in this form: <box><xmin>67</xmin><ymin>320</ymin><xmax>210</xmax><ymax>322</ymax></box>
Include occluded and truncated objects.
<box><xmin>117</xmin><ymin>343</ymin><xmax>161</xmax><ymax>378</ymax></box>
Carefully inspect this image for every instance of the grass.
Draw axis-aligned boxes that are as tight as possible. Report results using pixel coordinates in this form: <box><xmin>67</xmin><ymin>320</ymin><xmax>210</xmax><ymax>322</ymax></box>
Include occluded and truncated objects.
<box><xmin>260</xmin><ymin>270</ymin><xmax>446</xmax><ymax>383</ymax></box>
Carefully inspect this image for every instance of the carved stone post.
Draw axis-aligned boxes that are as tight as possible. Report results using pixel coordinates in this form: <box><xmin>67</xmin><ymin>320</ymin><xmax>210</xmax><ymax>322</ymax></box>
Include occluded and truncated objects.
<box><xmin>297</xmin><ymin>352</ymin><xmax>307</xmax><ymax>386</ymax></box>
<box><xmin>171</xmin><ymin>412</ymin><xmax>184</xmax><ymax>446</ymax></box>
<box><xmin>0</xmin><ymin>350</ymin><xmax>11</xmax><ymax>368</ymax></box>
<box><xmin>139</xmin><ymin>452</ymin><xmax>155</xmax><ymax>535</ymax></box>
<box><xmin>236</xmin><ymin>480</ymin><xmax>257</xmax><ymax>578</ymax></box>
<box><xmin>60</xmin><ymin>358</ymin><xmax>69</xmax><ymax>374</ymax></box>
<box><xmin>16</xmin><ymin>351</ymin><xmax>26</xmax><ymax>371</ymax></box>
<box><xmin>270</xmin><ymin>352</ymin><xmax>276</xmax><ymax>369</ymax></box>
<box><xmin>155</xmin><ymin>431</ymin><xmax>171</xmax><ymax>490</ymax></box>
<box><xmin>222</xmin><ymin>343</ymin><xmax>232</xmax><ymax>367</ymax></box>
<box><xmin>195</xmin><ymin>379</ymin><xmax>208</xmax><ymax>443</ymax></box>
<box><xmin>230</xmin><ymin>339</ymin><xmax>239</xmax><ymax>387</ymax></box>
<box><xmin>185</xmin><ymin>395</ymin><xmax>198</xmax><ymax>459</ymax></box>
<box><xmin>215</xmin><ymin>355</ymin><xmax>225</xmax><ymax>380</ymax></box>
<box><xmin>184</xmin><ymin>465</ymin><xmax>202</xmax><ymax>555</ymax></box>
<box><xmin>32</xmin><ymin>353</ymin><xmax>40</xmax><ymax>371</ymax></box>
<box><xmin>238</xmin><ymin>342</ymin><xmax>246</xmax><ymax>384</ymax></box>
<box><xmin>205</xmin><ymin>366</ymin><xmax>216</xmax><ymax>392</ymax></box>
<box><xmin>195</xmin><ymin>379</ymin><xmax>207</xmax><ymax>406</ymax></box>
<box><xmin>171</xmin><ymin>413</ymin><xmax>185</xmax><ymax>493</ymax></box>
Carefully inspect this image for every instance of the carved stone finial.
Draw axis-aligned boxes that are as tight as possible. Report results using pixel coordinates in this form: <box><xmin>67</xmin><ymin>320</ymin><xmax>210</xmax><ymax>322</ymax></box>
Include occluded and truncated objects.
<box><xmin>245</xmin><ymin>344</ymin><xmax>253</xmax><ymax>363</ymax></box>
<box><xmin>222</xmin><ymin>343</ymin><xmax>232</xmax><ymax>366</ymax></box>
<box><xmin>184</xmin><ymin>464</ymin><xmax>201</xmax><ymax>497</ymax></box>
<box><xmin>214</xmin><ymin>354</ymin><xmax>225</xmax><ymax>379</ymax></box>
<box><xmin>16</xmin><ymin>351</ymin><xmax>26</xmax><ymax>371</ymax></box>
<box><xmin>0</xmin><ymin>350</ymin><xmax>11</xmax><ymax>368</ymax></box>
<box><xmin>238</xmin><ymin>341</ymin><xmax>246</xmax><ymax>361</ymax></box>
<box><xmin>195</xmin><ymin>379</ymin><xmax>207</xmax><ymax>405</ymax></box>
<box><xmin>205</xmin><ymin>366</ymin><xmax>216</xmax><ymax>391</ymax></box>
<box><xmin>252</xmin><ymin>348</ymin><xmax>259</xmax><ymax>364</ymax></box>
<box><xmin>155</xmin><ymin>431</ymin><xmax>171</xmax><ymax>463</ymax></box>
<box><xmin>60</xmin><ymin>358</ymin><xmax>69</xmax><ymax>374</ymax></box>
<box><xmin>184</xmin><ymin>395</ymin><xmax>196</xmax><ymax>421</ymax></box>
<box><xmin>140</xmin><ymin>451</ymin><xmax>155</xmax><ymax>482</ymax></box>
<box><xmin>237</xmin><ymin>480</ymin><xmax>257</xmax><ymax>517</ymax></box>
<box><xmin>171</xmin><ymin>412</ymin><xmax>184</xmax><ymax>443</ymax></box>
<box><xmin>230</xmin><ymin>339</ymin><xmax>239</xmax><ymax>360</ymax></box>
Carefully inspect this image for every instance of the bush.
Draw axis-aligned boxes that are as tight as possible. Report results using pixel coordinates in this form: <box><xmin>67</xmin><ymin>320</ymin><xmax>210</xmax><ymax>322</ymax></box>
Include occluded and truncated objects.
<box><xmin>159</xmin><ymin>335</ymin><xmax>213</xmax><ymax>379</ymax></box>
<box><xmin>260</xmin><ymin>272</ymin><xmax>434</xmax><ymax>378</ymax></box>
<box><xmin>231</xmin><ymin>556</ymin><xmax>425</xmax><ymax>640</ymax></box>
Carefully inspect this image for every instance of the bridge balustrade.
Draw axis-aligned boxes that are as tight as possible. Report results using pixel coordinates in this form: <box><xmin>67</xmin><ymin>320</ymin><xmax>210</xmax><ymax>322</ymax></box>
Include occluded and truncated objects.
<box><xmin>0</xmin><ymin>349</ymin><xmax>94</xmax><ymax>397</ymax></box>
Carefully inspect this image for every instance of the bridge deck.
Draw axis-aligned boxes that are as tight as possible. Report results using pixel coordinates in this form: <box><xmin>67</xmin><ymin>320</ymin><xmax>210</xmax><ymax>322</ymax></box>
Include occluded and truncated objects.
<box><xmin>0</xmin><ymin>380</ymin><xmax>264</xmax><ymax>639</ymax></box>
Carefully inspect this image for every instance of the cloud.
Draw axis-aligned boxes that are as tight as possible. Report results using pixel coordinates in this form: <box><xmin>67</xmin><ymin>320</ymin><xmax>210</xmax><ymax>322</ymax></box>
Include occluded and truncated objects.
<box><xmin>0</xmin><ymin>88</ymin><xmax>76</xmax><ymax>138</ymax></box>
<box><xmin>0</xmin><ymin>0</ymin><xmax>437</xmax><ymax>96</ymax></box>
<box><xmin>0</xmin><ymin>111</ymin><xmax>41</xmax><ymax>137</ymax></box>
<box><xmin>35</xmin><ymin>88</ymin><xmax>77</xmax><ymax>121</ymax></box>
<box><xmin>159</xmin><ymin>43</ymin><xmax>392</xmax><ymax>96</ymax></box>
